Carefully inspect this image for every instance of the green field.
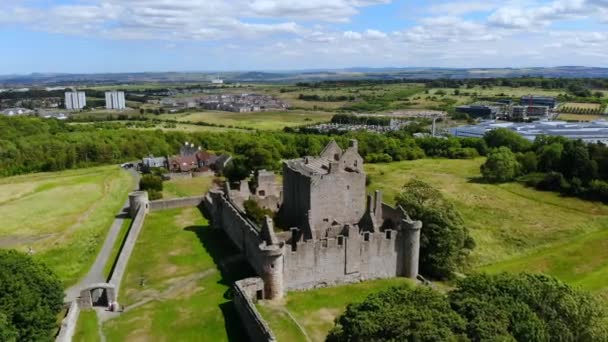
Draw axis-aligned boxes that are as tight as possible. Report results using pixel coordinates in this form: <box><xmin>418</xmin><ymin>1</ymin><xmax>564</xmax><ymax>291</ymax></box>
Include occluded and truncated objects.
<box><xmin>162</xmin><ymin>175</ymin><xmax>216</xmax><ymax>199</ymax></box>
<box><xmin>0</xmin><ymin>166</ymin><xmax>133</xmax><ymax>286</ymax></box>
<box><xmin>259</xmin><ymin>278</ymin><xmax>412</xmax><ymax>342</ymax></box>
<box><xmin>102</xmin><ymin>207</ymin><xmax>251</xmax><ymax>341</ymax></box>
<box><xmin>365</xmin><ymin>159</ymin><xmax>608</xmax><ymax>293</ymax></box>
<box><xmin>73</xmin><ymin>310</ymin><xmax>101</xmax><ymax>342</ymax></box>
<box><xmin>160</xmin><ymin>110</ymin><xmax>333</xmax><ymax>130</ymax></box>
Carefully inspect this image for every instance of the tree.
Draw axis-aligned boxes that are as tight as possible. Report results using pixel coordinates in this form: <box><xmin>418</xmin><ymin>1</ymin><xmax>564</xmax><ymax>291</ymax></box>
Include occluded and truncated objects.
<box><xmin>0</xmin><ymin>250</ymin><xmax>64</xmax><ymax>341</ymax></box>
<box><xmin>329</xmin><ymin>273</ymin><xmax>608</xmax><ymax>342</ymax></box>
<box><xmin>537</xmin><ymin>143</ymin><xmax>563</xmax><ymax>172</ymax></box>
<box><xmin>561</xmin><ymin>140</ymin><xmax>598</xmax><ymax>183</ymax></box>
<box><xmin>517</xmin><ymin>151</ymin><xmax>538</xmax><ymax>174</ymax></box>
<box><xmin>396</xmin><ymin>179</ymin><xmax>475</xmax><ymax>279</ymax></box>
<box><xmin>484</xmin><ymin>128</ymin><xmax>532</xmax><ymax>153</ymax></box>
<box><xmin>450</xmin><ymin>273</ymin><xmax>608</xmax><ymax>342</ymax></box>
<box><xmin>481</xmin><ymin>147</ymin><xmax>521</xmax><ymax>183</ymax></box>
<box><xmin>243</xmin><ymin>199</ymin><xmax>274</xmax><ymax>226</ymax></box>
<box><xmin>139</xmin><ymin>174</ymin><xmax>163</xmax><ymax>200</ymax></box>
<box><xmin>328</xmin><ymin>286</ymin><xmax>467</xmax><ymax>342</ymax></box>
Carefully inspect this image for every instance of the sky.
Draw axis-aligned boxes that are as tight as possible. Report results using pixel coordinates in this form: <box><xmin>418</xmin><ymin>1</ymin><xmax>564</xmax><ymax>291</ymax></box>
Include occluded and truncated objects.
<box><xmin>1</xmin><ymin>0</ymin><xmax>608</xmax><ymax>74</ymax></box>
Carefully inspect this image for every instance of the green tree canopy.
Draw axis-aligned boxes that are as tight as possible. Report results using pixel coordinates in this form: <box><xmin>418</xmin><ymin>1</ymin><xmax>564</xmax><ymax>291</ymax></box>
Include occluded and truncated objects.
<box><xmin>396</xmin><ymin>179</ymin><xmax>474</xmax><ymax>279</ymax></box>
<box><xmin>329</xmin><ymin>273</ymin><xmax>608</xmax><ymax>342</ymax></box>
<box><xmin>481</xmin><ymin>147</ymin><xmax>521</xmax><ymax>183</ymax></box>
<box><xmin>0</xmin><ymin>250</ymin><xmax>64</xmax><ymax>342</ymax></box>
<box><xmin>328</xmin><ymin>286</ymin><xmax>467</xmax><ymax>342</ymax></box>
<box><xmin>484</xmin><ymin>128</ymin><xmax>532</xmax><ymax>153</ymax></box>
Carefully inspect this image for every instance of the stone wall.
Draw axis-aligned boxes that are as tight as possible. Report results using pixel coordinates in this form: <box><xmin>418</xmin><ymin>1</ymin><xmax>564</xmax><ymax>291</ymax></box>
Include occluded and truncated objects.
<box><xmin>233</xmin><ymin>278</ymin><xmax>277</xmax><ymax>342</ymax></box>
<box><xmin>283</xmin><ymin>226</ymin><xmax>402</xmax><ymax>290</ymax></box>
<box><xmin>149</xmin><ymin>196</ymin><xmax>204</xmax><ymax>211</ymax></box>
<box><xmin>55</xmin><ymin>301</ymin><xmax>79</xmax><ymax>342</ymax></box>
<box><xmin>109</xmin><ymin>205</ymin><xmax>146</xmax><ymax>296</ymax></box>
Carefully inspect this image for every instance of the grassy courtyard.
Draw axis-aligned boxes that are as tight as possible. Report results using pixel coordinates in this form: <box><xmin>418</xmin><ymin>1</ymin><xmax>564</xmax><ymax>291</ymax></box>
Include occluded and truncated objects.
<box><xmin>365</xmin><ymin>159</ymin><xmax>608</xmax><ymax>294</ymax></box>
<box><xmin>0</xmin><ymin>166</ymin><xmax>133</xmax><ymax>286</ymax></box>
<box><xmin>73</xmin><ymin>310</ymin><xmax>101</xmax><ymax>342</ymax></box>
<box><xmin>259</xmin><ymin>278</ymin><xmax>412</xmax><ymax>342</ymax></box>
<box><xmin>102</xmin><ymin>207</ymin><xmax>251</xmax><ymax>341</ymax></box>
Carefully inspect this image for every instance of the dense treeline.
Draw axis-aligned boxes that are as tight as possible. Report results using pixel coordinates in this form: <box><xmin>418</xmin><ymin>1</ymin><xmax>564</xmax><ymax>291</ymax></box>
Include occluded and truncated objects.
<box><xmin>298</xmin><ymin>94</ymin><xmax>355</xmax><ymax>102</ymax></box>
<box><xmin>328</xmin><ymin>273</ymin><xmax>608</xmax><ymax>341</ymax></box>
<box><xmin>330</xmin><ymin>114</ymin><xmax>392</xmax><ymax>126</ymax></box>
<box><xmin>298</xmin><ymin>77</ymin><xmax>608</xmax><ymax>91</ymax></box>
<box><xmin>0</xmin><ymin>116</ymin><xmax>488</xmax><ymax>177</ymax></box>
<box><xmin>480</xmin><ymin>128</ymin><xmax>608</xmax><ymax>201</ymax></box>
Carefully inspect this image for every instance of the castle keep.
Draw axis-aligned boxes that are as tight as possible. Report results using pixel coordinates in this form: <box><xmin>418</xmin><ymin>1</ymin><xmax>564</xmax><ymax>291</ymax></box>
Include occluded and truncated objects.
<box><xmin>204</xmin><ymin>140</ymin><xmax>422</xmax><ymax>300</ymax></box>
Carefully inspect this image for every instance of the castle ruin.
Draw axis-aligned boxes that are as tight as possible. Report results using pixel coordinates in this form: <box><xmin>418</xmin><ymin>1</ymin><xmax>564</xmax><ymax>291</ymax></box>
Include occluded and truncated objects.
<box><xmin>204</xmin><ymin>139</ymin><xmax>422</xmax><ymax>300</ymax></box>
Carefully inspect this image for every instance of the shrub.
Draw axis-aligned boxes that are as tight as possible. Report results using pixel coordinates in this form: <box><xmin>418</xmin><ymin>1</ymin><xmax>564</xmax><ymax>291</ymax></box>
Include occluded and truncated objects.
<box><xmin>139</xmin><ymin>174</ymin><xmax>163</xmax><ymax>192</ymax></box>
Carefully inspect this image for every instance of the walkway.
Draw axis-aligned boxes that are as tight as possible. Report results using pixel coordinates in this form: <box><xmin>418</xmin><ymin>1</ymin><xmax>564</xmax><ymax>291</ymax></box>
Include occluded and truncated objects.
<box><xmin>65</xmin><ymin>168</ymin><xmax>139</xmax><ymax>302</ymax></box>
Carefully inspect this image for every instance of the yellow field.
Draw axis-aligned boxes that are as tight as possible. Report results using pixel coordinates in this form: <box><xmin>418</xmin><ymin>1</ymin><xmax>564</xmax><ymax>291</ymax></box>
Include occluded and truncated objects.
<box><xmin>557</xmin><ymin>113</ymin><xmax>604</xmax><ymax>121</ymax></box>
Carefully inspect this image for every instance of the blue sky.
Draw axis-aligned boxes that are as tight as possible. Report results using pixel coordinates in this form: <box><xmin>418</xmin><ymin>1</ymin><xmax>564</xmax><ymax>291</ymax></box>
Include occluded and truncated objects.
<box><xmin>1</xmin><ymin>0</ymin><xmax>608</xmax><ymax>74</ymax></box>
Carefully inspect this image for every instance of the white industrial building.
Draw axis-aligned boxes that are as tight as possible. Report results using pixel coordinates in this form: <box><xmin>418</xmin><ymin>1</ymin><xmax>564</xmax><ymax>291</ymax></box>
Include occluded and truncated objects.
<box><xmin>65</xmin><ymin>91</ymin><xmax>86</xmax><ymax>110</ymax></box>
<box><xmin>105</xmin><ymin>91</ymin><xmax>126</xmax><ymax>110</ymax></box>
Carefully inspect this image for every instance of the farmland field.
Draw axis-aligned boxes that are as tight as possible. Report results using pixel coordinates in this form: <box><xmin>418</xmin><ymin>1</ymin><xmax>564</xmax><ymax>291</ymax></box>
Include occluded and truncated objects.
<box><xmin>160</xmin><ymin>110</ymin><xmax>333</xmax><ymax>130</ymax></box>
<box><xmin>162</xmin><ymin>175</ymin><xmax>216</xmax><ymax>199</ymax></box>
<box><xmin>0</xmin><ymin>166</ymin><xmax>134</xmax><ymax>286</ymax></box>
<box><xmin>102</xmin><ymin>207</ymin><xmax>251</xmax><ymax>341</ymax></box>
<box><xmin>557</xmin><ymin>113</ymin><xmax>604</xmax><ymax>121</ymax></box>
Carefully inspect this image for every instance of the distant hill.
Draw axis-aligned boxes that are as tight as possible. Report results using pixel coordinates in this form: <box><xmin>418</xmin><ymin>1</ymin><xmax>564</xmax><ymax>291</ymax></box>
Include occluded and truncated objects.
<box><xmin>2</xmin><ymin>66</ymin><xmax>608</xmax><ymax>86</ymax></box>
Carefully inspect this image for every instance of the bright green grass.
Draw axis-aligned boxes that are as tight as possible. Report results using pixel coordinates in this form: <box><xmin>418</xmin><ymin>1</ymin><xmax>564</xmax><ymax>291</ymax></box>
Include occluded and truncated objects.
<box><xmin>0</xmin><ymin>166</ymin><xmax>133</xmax><ymax>286</ymax></box>
<box><xmin>102</xmin><ymin>207</ymin><xmax>248</xmax><ymax>341</ymax></box>
<box><xmin>259</xmin><ymin>278</ymin><xmax>412</xmax><ymax>342</ymax></box>
<box><xmin>162</xmin><ymin>175</ymin><xmax>216</xmax><ymax>199</ymax></box>
<box><xmin>164</xmin><ymin>110</ymin><xmax>333</xmax><ymax>130</ymax></box>
<box><xmin>365</xmin><ymin>159</ymin><xmax>608</xmax><ymax>294</ymax></box>
<box><xmin>103</xmin><ymin>217</ymin><xmax>132</xmax><ymax>280</ymax></box>
<box><xmin>73</xmin><ymin>310</ymin><xmax>101</xmax><ymax>342</ymax></box>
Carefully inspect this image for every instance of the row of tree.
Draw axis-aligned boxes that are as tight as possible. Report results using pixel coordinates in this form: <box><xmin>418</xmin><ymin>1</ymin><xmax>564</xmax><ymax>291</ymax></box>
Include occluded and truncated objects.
<box><xmin>480</xmin><ymin>128</ymin><xmax>608</xmax><ymax>201</ymax></box>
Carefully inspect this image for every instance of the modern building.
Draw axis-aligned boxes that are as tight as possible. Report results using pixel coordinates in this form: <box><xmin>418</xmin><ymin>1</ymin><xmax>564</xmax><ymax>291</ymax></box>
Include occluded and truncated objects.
<box><xmin>105</xmin><ymin>91</ymin><xmax>126</xmax><ymax>110</ymax></box>
<box><xmin>455</xmin><ymin>105</ymin><xmax>500</xmax><ymax>119</ymax></box>
<box><xmin>509</xmin><ymin>105</ymin><xmax>549</xmax><ymax>120</ymax></box>
<box><xmin>211</xmin><ymin>78</ymin><xmax>224</xmax><ymax>84</ymax></box>
<box><xmin>520</xmin><ymin>95</ymin><xmax>557</xmax><ymax>108</ymax></box>
<box><xmin>65</xmin><ymin>91</ymin><xmax>86</xmax><ymax>110</ymax></box>
<box><xmin>451</xmin><ymin>120</ymin><xmax>608</xmax><ymax>144</ymax></box>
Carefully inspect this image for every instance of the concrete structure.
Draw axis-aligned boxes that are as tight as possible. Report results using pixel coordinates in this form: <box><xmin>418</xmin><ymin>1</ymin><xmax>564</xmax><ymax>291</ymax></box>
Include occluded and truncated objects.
<box><xmin>510</xmin><ymin>105</ymin><xmax>549</xmax><ymax>120</ymax></box>
<box><xmin>521</xmin><ymin>95</ymin><xmax>557</xmax><ymax>108</ymax></box>
<box><xmin>142</xmin><ymin>156</ymin><xmax>166</xmax><ymax>169</ymax></box>
<box><xmin>456</xmin><ymin>105</ymin><xmax>500</xmax><ymax>119</ymax></box>
<box><xmin>451</xmin><ymin>120</ymin><xmax>608</xmax><ymax>144</ymax></box>
<box><xmin>105</xmin><ymin>91</ymin><xmax>126</xmax><ymax>110</ymax></box>
<box><xmin>204</xmin><ymin>140</ymin><xmax>422</xmax><ymax>300</ymax></box>
<box><xmin>65</xmin><ymin>91</ymin><xmax>86</xmax><ymax>110</ymax></box>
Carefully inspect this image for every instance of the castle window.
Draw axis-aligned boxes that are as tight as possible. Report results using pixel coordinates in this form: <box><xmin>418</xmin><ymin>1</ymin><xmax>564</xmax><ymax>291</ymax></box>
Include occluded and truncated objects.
<box><xmin>270</xmin><ymin>263</ymin><xmax>274</xmax><ymax>269</ymax></box>
<box><xmin>323</xmin><ymin>218</ymin><xmax>329</xmax><ymax>222</ymax></box>
<box><xmin>364</xmin><ymin>232</ymin><xmax>370</xmax><ymax>242</ymax></box>
<box><xmin>385</xmin><ymin>230</ymin><xmax>392</xmax><ymax>239</ymax></box>
<box><xmin>258</xmin><ymin>190</ymin><xmax>266</xmax><ymax>196</ymax></box>
<box><xmin>347</xmin><ymin>185</ymin><xmax>350</xmax><ymax>190</ymax></box>
<box><xmin>337</xmin><ymin>236</ymin><xmax>344</xmax><ymax>246</ymax></box>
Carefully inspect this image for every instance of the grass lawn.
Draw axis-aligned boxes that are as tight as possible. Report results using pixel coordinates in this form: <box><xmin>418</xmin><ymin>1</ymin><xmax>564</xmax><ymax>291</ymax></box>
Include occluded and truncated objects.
<box><xmin>258</xmin><ymin>278</ymin><xmax>412</xmax><ymax>342</ymax></box>
<box><xmin>162</xmin><ymin>175</ymin><xmax>216</xmax><ymax>199</ymax></box>
<box><xmin>162</xmin><ymin>110</ymin><xmax>333</xmax><ymax>130</ymax></box>
<box><xmin>102</xmin><ymin>207</ymin><xmax>251</xmax><ymax>341</ymax></box>
<box><xmin>73</xmin><ymin>310</ymin><xmax>100</xmax><ymax>342</ymax></box>
<box><xmin>365</xmin><ymin>159</ymin><xmax>608</xmax><ymax>296</ymax></box>
<box><xmin>0</xmin><ymin>166</ymin><xmax>133</xmax><ymax>286</ymax></box>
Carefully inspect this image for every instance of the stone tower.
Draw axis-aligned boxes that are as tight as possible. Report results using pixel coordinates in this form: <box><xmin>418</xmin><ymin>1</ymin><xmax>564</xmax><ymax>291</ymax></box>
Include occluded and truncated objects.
<box><xmin>402</xmin><ymin>219</ymin><xmax>422</xmax><ymax>278</ymax></box>
<box><xmin>128</xmin><ymin>191</ymin><xmax>149</xmax><ymax>218</ymax></box>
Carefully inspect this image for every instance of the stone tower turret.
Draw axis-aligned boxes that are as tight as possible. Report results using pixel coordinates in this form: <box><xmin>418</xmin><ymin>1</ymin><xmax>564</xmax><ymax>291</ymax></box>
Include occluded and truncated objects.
<box><xmin>402</xmin><ymin>218</ymin><xmax>422</xmax><ymax>279</ymax></box>
<box><xmin>128</xmin><ymin>191</ymin><xmax>149</xmax><ymax>218</ymax></box>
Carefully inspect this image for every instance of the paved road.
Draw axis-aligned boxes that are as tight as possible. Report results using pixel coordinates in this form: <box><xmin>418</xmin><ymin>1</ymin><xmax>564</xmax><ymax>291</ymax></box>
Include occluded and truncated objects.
<box><xmin>65</xmin><ymin>168</ymin><xmax>139</xmax><ymax>302</ymax></box>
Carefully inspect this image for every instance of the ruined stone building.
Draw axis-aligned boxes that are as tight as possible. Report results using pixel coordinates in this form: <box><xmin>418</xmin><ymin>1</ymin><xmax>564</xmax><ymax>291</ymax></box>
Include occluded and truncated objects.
<box><xmin>204</xmin><ymin>140</ymin><xmax>422</xmax><ymax>300</ymax></box>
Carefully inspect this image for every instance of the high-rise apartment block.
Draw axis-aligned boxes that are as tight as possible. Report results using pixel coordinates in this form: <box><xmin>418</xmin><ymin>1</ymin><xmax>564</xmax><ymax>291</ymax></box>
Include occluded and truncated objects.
<box><xmin>105</xmin><ymin>91</ymin><xmax>126</xmax><ymax>110</ymax></box>
<box><xmin>65</xmin><ymin>91</ymin><xmax>86</xmax><ymax>110</ymax></box>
